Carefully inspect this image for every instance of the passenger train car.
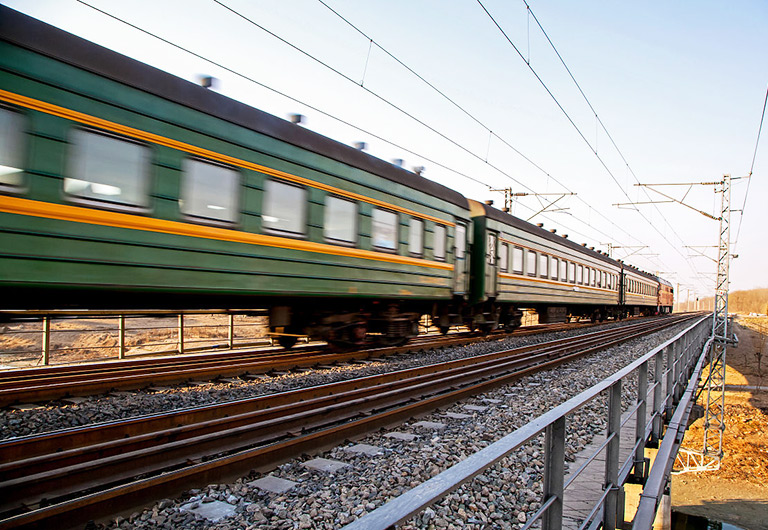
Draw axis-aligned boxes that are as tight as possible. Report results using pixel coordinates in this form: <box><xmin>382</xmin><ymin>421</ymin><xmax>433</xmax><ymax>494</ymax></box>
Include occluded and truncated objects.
<box><xmin>0</xmin><ymin>7</ymin><xmax>671</xmax><ymax>346</ymax></box>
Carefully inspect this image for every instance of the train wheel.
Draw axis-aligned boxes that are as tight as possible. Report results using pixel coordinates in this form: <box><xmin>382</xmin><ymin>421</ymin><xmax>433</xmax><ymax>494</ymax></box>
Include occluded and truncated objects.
<box><xmin>278</xmin><ymin>336</ymin><xmax>298</xmax><ymax>349</ymax></box>
<box><xmin>439</xmin><ymin>326</ymin><xmax>450</xmax><ymax>335</ymax></box>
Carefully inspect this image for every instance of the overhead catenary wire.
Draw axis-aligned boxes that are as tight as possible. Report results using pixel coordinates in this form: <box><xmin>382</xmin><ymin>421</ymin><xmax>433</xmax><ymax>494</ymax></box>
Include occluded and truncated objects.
<box><xmin>218</xmin><ymin>0</ymin><xmax>687</xmax><ymax>264</ymax></box>
<box><xmin>733</xmin><ymin>83</ymin><xmax>767</xmax><ymax>247</ymax></box>
<box><xmin>476</xmin><ymin>0</ymin><xmax>705</xmax><ymax>286</ymax></box>
<box><xmin>523</xmin><ymin>0</ymin><xmax>710</xmax><ymax>259</ymax></box>
<box><xmin>208</xmin><ymin>0</ymin><xmax>658</xmax><ymax>255</ymax></box>
<box><xmin>314</xmin><ymin>0</ymin><xmax>662</xmax><ymax>259</ymax></box>
<box><xmin>210</xmin><ymin>0</ymin><xmax>540</xmax><ymax>197</ymax></box>
<box><xmin>73</xmin><ymin>0</ymin><xmax>487</xmax><ymax>191</ymax></box>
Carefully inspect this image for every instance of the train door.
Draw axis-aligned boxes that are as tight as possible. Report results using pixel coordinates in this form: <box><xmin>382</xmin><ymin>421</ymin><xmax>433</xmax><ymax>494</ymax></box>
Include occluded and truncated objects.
<box><xmin>485</xmin><ymin>230</ymin><xmax>499</xmax><ymax>298</ymax></box>
<box><xmin>452</xmin><ymin>222</ymin><xmax>469</xmax><ymax>294</ymax></box>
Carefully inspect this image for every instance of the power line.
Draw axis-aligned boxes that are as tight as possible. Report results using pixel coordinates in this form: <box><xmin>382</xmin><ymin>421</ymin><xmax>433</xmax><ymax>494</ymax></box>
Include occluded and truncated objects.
<box><xmin>476</xmin><ymin>0</ymin><xmax>705</xmax><ymax>285</ymax></box>
<box><xmin>220</xmin><ymin>0</ymin><xmax>673</xmax><ymax>263</ymax></box>
<box><xmin>315</xmin><ymin>0</ymin><xmax>553</xmax><ymax>180</ymax></box>
<box><xmin>314</xmin><ymin>0</ymin><xmax>663</xmax><ymax>257</ymax></box>
<box><xmin>211</xmin><ymin>0</ymin><xmax>540</xmax><ymax>197</ymax></box>
<box><xmin>73</xmin><ymin>0</ymin><xmax>489</xmax><ymax>190</ymax></box>
<box><xmin>733</xmin><ymin>83</ymin><xmax>768</xmax><ymax>246</ymax></box>
<box><xmin>214</xmin><ymin>0</ymin><xmax>663</xmax><ymax>255</ymax></box>
<box><xmin>523</xmin><ymin>0</ymin><xmax>709</xmax><ymax>262</ymax></box>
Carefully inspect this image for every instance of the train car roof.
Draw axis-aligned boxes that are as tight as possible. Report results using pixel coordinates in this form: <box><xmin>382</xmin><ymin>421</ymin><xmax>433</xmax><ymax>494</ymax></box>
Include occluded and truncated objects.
<box><xmin>472</xmin><ymin>199</ymin><xmax>667</xmax><ymax>285</ymax></box>
<box><xmin>0</xmin><ymin>6</ymin><xmax>469</xmax><ymax>211</ymax></box>
<box><xmin>471</xmin><ymin>200</ymin><xmax>622</xmax><ymax>267</ymax></box>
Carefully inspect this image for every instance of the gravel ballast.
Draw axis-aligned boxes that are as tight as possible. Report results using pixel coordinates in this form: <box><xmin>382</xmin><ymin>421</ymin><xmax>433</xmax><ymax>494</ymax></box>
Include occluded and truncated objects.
<box><xmin>0</xmin><ymin>319</ymin><xmax>694</xmax><ymax>529</ymax></box>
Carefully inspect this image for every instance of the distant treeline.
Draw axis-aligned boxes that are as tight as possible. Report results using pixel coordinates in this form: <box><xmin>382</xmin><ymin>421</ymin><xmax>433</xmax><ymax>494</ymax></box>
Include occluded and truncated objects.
<box><xmin>691</xmin><ymin>288</ymin><xmax>768</xmax><ymax>314</ymax></box>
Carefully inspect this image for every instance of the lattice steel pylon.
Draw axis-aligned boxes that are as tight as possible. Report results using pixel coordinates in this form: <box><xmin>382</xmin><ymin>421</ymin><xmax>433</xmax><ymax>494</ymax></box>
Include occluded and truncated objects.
<box><xmin>701</xmin><ymin>174</ymin><xmax>731</xmax><ymax>468</ymax></box>
<box><xmin>676</xmin><ymin>174</ymin><xmax>732</xmax><ymax>472</ymax></box>
<box><xmin>626</xmin><ymin>175</ymin><xmax>737</xmax><ymax>472</ymax></box>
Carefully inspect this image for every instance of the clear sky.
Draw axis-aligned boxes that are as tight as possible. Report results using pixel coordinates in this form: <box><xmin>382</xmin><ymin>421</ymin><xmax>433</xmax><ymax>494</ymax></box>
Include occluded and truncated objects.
<box><xmin>3</xmin><ymin>0</ymin><xmax>766</xmax><ymax>302</ymax></box>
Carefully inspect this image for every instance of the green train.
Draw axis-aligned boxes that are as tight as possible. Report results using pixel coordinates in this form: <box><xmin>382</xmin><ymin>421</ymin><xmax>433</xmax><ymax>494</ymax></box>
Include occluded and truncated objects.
<box><xmin>0</xmin><ymin>7</ymin><xmax>672</xmax><ymax>347</ymax></box>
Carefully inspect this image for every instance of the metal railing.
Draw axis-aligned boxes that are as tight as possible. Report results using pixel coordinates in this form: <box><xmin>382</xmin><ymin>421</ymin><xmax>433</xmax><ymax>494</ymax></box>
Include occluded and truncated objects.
<box><xmin>342</xmin><ymin>315</ymin><xmax>711</xmax><ymax>530</ymax></box>
<box><xmin>0</xmin><ymin>309</ymin><xmax>272</xmax><ymax>367</ymax></box>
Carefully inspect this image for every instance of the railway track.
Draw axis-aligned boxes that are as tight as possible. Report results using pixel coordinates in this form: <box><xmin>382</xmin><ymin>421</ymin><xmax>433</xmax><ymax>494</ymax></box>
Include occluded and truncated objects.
<box><xmin>0</xmin><ymin>319</ymin><xmax>602</xmax><ymax>407</ymax></box>
<box><xmin>0</xmin><ymin>314</ymin><xmax>695</xmax><ymax>530</ymax></box>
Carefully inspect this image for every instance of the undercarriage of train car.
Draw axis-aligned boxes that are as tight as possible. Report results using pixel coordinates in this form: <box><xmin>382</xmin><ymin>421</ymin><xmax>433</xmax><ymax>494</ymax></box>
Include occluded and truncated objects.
<box><xmin>268</xmin><ymin>301</ymin><xmax>423</xmax><ymax>348</ymax></box>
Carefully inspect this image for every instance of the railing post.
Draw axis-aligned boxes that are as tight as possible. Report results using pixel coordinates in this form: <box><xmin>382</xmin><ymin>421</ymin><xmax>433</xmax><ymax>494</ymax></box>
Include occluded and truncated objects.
<box><xmin>228</xmin><ymin>314</ymin><xmax>235</xmax><ymax>349</ymax></box>
<box><xmin>178</xmin><ymin>314</ymin><xmax>185</xmax><ymax>354</ymax></box>
<box><xmin>652</xmin><ymin>350</ymin><xmax>664</xmax><ymax>444</ymax></box>
<box><xmin>42</xmin><ymin>316</ymin><xmax>51</xmax><ymax>366</ymax></box>
<box><xmin>673</xmin><ymin>339</ymin><xmax>682</xmax><ymax>403</ymax></box>
<box><xmin>118</xmin><ymin>315</ymin><xmax>126</xmax><ymax>360</ymax></box>
<box><xmin>665</xmin><ymin>344</ymin><xmax>675</xmax><ymax>421</ymax></box>
<box><xmin>604</xmin><ymin>380</ymin><xmax>622</xmax><ymax>530</ymax></box>
<box><xmin>543</xmin><ymin>416</ymin><xmax>565</xmax><ymax>530</ymax></box>
<box><xmin>633</xmin><ymin>361</ymin><xmax>648</xmax><ymax>481</ymax></box>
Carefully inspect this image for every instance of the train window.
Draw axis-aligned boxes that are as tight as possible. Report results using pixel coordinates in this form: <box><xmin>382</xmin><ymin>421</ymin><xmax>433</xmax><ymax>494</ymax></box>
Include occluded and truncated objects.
<box><xmin>596</xmin><ymin>270</ymin><xmax>601</xmax><ymax>287</ymax></box>
<box><xmin>539</xmin><ymin>254</ymin><xmax>548</xmax><ymax>278</ymax></box>
<box><xmin>180</xmin><ymin>158</ymin><xmax>239</xmax><ymax>223</ymax></box>
<box><xmin>66</xmin><ymin>129</ymin><xmax>150</xmax><ymax>207</ymax></box>
<box><xmin>512</xmin><ymin>247</ymin><xmax>524</xmax><ymax>274</ymax></box>
<box><xmin>568</xmin><ymin>262</ymin><xmax>575</xmax><ymax>283</ymax></box>
<box><xmin>0</xmin><ymin>107</ymin><xmax>25</xmax><ymax>188</ymax></box>
<box><xmin>602</xmin><ymin>271</ymin><xmax>606</xmax><ymax>288</ymax></box>
<box><xmin>372</xmin><ymin>207</ymin><xmax>398</xmax><ymax>251</ymax></box>
<box><xmin>551</xmin><ymin>257</ymin><xmax>559</xmax><ymax>280</ymax></box>
<box><xmin>576</xmin><ymin>265</ymin><xmax>583</xmax><ymax>284</ymax></box>
<box><xmin>409</xmin><ymin>218</ymin><xmax>424</xmax><ymax>255</ymax></box>
<box><xmin>527</xmin><ymin>250</ymin><xmax>537</xmax><ymax>277</ymax></box>
<box><xmin>324</xmin><ymin>196</ymin><xmax>357</xmax><ymax>244</ymax></box>
<box><xmin>560</xmin><ymin>259</ymin><xmax>567</xmax><ymax>282</ymax></box>
<box><xmin>434</xmin><ymin>224</ymin><xmax>447</xmax><ymax>260</ymax></box>
<box><xmin>499</xmin><ymin>243</ymin><xmax>509</xmax><ymax>272</ymax></box>
<box><xmin>263</xmin><ymin>179</ymin><xmax>307</xmax><ymax>235</ymax></box>
<box><xmin>455</xmin><ymin>223</ymin><xmax>466</xmax><ymax>259</ymax></box>
<box><xmin>590</xmin><ymin>268</ymin><xmax>596</xmax><ymax>286</ymax></box>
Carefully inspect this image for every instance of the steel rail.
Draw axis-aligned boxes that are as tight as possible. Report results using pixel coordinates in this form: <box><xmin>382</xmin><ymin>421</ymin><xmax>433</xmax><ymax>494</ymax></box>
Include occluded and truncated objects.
<box><xmin>0</xmin><ymin>319</ymin><xmax>621</xmax><ymax>406</ymax></box>
<box><xmin>0</xmin><ymin>315</ymin><xmax>695</xmax><ymax>529</ymax></box>
<box><xmin>1</xmin><ymin>318</ymin><xmax>676</xmax><ymax>472</ymax></box>
<box><xmin>0</xmin><ymin>317</ymin><xmax>682</xmax><ymax>461</ymax></box>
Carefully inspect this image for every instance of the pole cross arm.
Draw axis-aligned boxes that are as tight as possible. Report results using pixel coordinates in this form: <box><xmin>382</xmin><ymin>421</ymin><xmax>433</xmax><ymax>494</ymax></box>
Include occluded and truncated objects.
<box><xmin>634</xmin><ymin>183</ymin><xmax>720</xmax><ymax>220</ymax></box>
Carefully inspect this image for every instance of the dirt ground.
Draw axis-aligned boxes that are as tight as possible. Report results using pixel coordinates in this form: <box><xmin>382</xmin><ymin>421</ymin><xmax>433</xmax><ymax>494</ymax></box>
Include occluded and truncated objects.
<box><xmin>671</xmin><ymin>318</ymin><xmax>768</xmax><ymax>529</ymax></box>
